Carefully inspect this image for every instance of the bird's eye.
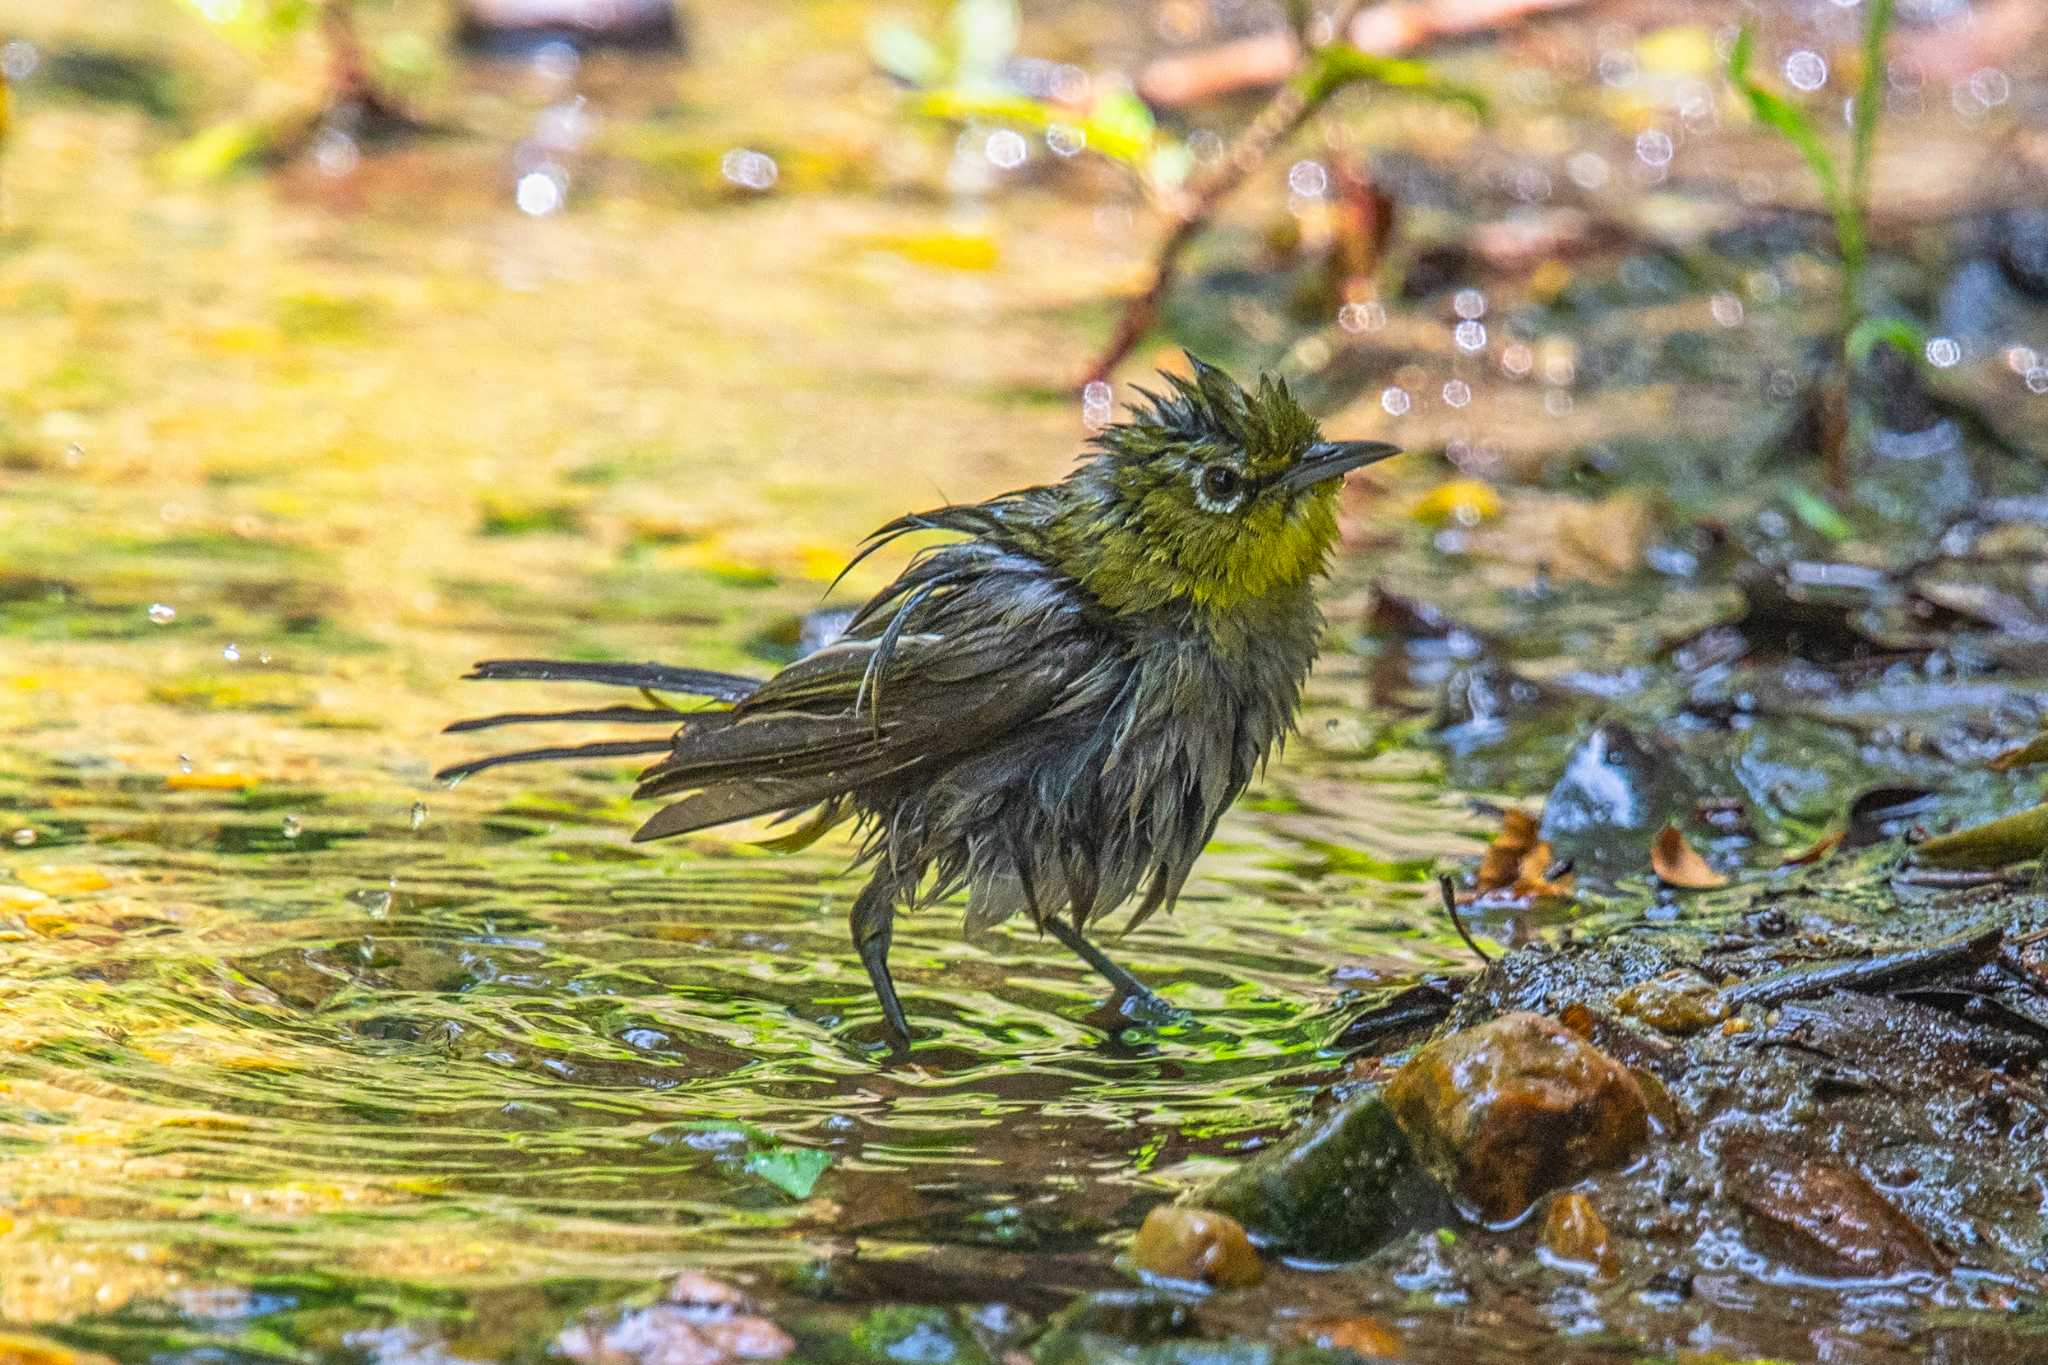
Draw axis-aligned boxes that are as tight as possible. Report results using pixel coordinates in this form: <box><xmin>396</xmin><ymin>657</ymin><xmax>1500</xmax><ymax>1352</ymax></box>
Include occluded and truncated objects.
<box><xmin>1197</xmin><ymin>464</ymin><xmax>1244</xmax><ymax>507</ymax></box>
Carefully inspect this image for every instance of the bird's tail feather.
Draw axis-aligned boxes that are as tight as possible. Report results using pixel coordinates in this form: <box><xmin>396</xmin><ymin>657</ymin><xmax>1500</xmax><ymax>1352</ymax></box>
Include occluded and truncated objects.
<box><xmin>436</xmin><ymin>658</ymin><xmax>762</xmax><ymax>783</ymax></box>
<box><xmin>435</xmin><ymin>738</ymin><xmax>675</xmax><ymax>783</ymax></box>
<box><xmin>460</xmin><ymin>658</ymin><xmax>760</xmax><ymax>703</ymax></box>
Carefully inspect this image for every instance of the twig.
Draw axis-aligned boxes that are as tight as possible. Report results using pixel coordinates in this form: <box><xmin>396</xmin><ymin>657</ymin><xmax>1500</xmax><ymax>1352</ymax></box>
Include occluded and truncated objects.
<box><xmin>1076</xmin><ymin>0</ymin><xmax>1370</xmax><ymax>389</ymax></box>
<box><xmin>318</xmin><ymin>0</ymin><xmax>414</xmax><ymax>129</ymax></box>
<box><xmin>1720</xmin><ymin>921</ymin><xmax>2004</xmax><ymax>1009</ymax></box>
<box><xmin>1439</xmin><ymin>873</ymin><xmax>1494</xmax><ymax>965</ymax></box>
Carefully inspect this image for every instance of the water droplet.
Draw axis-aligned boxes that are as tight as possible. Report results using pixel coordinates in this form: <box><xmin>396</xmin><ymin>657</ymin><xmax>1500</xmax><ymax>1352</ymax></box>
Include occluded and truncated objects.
<box><xmin>1452</xmin><ymin>289</ymin><xmax>1487</xmax><ymax>320</ymax></box>
<box><xmin>1566</xmin><ymin>151</ymin><xmax>1609</xmax><ymax>191</ymax></box>
<box><xmin>410</xmin><ymin>800</ymin><xmax>428</xmax><ymax>831</ymax></box>
<box><xmin>1380</xmin><ymin>386</ymin><xmax>1412</xmax><ymax>417</ymax></box>
<box><xmin>1709</xmin><ymin>292</ymin><xmax>1745</xmax><ymax>327</ymax></box>
<box><xmin>177</xmin><ymin>754</ymin><xmax>193</xmax><ymax>774</ymax></box>
<box><xmin>1783</xmin><ymin>50</ymin><xmax>1828</xmax><ymax>92</ymax></box>
<box><xmin>147</xmin><ymin>603</ymin><xmax>176</xmax><ymax>625</ymax></box>
<box><xmin>10</xmin><ymin>828</ymin><xmax>37</xmax><ymax>847</ymax></box>
<box><xmin>515</xmin><ymin>167</ymin><xmax>567</xmax><ymax>216</ymax></box>
<box><xmin>985</xmin><ymin>129</ymin><xmax>1028</xmax><ymax>170</ymax></box>
<box><xmin>60</xmin><ymin>442</ymin><xmax>83</xmax><ymax>469</ymax></box>
<box><xmin>1080</xmin><ymin>381</ymin><xmax>1114</xmax><ymax>431</ymax></box>
<box><xmin>1</xmin><ymin>39</ymin><xmax>39</xmax><ymax>81</ymax></box>
<box><xmin>2005</xmin><ymin>345</ymin><xmax>2037</xmax><ymax>373</ymax></box>
<box><xmin>1287</xmin><ymin>159</ymin><xmax>1328</xmax><ymax>198</ymax></box>
<box><xmin>1501</xmin><ymin>343</ymin><xmax>1534</xmax><ymax>378</ymax></box>
<box><xmin>1924</xmin><ymin>336</ymin><xmax>1962</xmax><ymax>368</ymax></box>
<box><xmin>257</xmin><ymin>651</ymin><xmax>272</xmax><ymax>665</ymax></box>
<box><xmin>1597</xmin><ymin>49</ymin><xmax>1637</xmax><ymax>88</ymax></box>
<box><xmin>312</xmin><ymin>127</ymin><xmax>360</xmax><ymax>178</ymax></box>
<box><xmin>1968</xmin><ymin>67</ymin><xmax>2010</xmax><ymax>108</ymax></box>
<box><xmin>281</xmin><ymin>816</ymin><xmax>304</xmax><ymax>839</ymax></box>
<box><xmin>719</xmin><ymin>148</ymin><xmax>779</xmax><ymax>192</ymax></box>
<box><xmin>221</xmin><ymin>642</ymin><xmax>241</xmax><ymax>663</ymax></box>
<box><xmin>2026</xmin><ymin>367</ymin><xmax>2048</xmax><ymax>395</ymax></box>
<box><xmin>1634</xmin><ymin>129</ymin><xmax>1674</xmax><ymax>169</ymax></box>
<box><xmin>1453</xmin><ymin>320</ymin><xmax>1487</xmax><ymax>353</ymax></box>
<box><xmin>1442</xmin><ymin>379</ymin><xmax>1472</xmax><ymax>408</ymax></box>
<box><xmin>1337</xmin><ymin>300</ymin><xmax>1386</xmax><ymax>333</ymax></box>
<box><xmin>1046</xmin><ymin>124</ymin><xmax>1084</xmax><ymax>158</ymax></box>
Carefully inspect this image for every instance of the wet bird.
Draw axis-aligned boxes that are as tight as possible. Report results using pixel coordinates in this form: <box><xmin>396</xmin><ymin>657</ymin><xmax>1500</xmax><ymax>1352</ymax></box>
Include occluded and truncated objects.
<box><xmin>437</xmin><ymin>357</ymin><xmax>1396</xmax><ymax>1042</ymax></box>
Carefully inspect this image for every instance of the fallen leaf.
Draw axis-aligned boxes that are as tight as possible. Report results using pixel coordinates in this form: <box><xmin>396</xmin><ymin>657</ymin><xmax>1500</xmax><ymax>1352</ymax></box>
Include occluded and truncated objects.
<box><xmin>1990</xmin><ymin>733</ymin><xmax>2048</xmax><ymax>772</ymax></box>
<box><xmin>166</xmin><ymin>769</ymin><xmax>258</xmax><ymax>791</ymax></box>
<box><xmin>1780</xmin><ymin>829</ymin><xmax>1843</xmax><ymax>867</ymax></box>
<box><xmin>1467</xmin><ymin>808</ymin><xmax>1573</xmax><ymax>907</ymax></box>
<box><xmin>1299</xmin><ymin>1316</ymin><xmax>1402</xmax><ymax>1357</ymax></box>
<box><xmin>1650</xmin><ymin>825</ymin><xmax>1727</xmax><ymax>889</ymax></box>
<box><xmin>1913</xmin><ymin>803</ymin><xmax>2048</xmax><ymax>870</ymax></box>
<box><xmin>1411</xmin><ymin>479</ymin><xmax>1502</xmax><ymax>528</ymax></box>
<box><xmin>14</xmin><ymin>865</ymin><xmax>113</xmax><ymax>897</ymax></box>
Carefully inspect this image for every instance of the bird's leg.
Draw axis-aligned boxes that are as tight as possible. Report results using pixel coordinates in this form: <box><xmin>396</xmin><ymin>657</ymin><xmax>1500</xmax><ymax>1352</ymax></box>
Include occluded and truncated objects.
<box><xmin>1041</xmin><ymin>917</ymin><xmax>1177</xmax><ymax>1022</ymax></box>
<box><xmin>850</xmin><ymin>877</ymin><xmax>911</xmax><ymax>1045</ymax></box>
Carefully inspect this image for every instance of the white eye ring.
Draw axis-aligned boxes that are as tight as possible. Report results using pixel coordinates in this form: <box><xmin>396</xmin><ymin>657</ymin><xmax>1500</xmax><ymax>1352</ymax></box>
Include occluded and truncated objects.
<box><xmin>1193</xmin><ymin>463</ymin><xmax>1248</xmax><ymax>513</ymax></box>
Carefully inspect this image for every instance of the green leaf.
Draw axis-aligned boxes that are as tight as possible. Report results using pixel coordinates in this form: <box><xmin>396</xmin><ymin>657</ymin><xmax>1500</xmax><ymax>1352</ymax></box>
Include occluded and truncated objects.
<box><xmin>1727</xmin><ymin>23</ymin><xmax>1861</xmax><ymax>280</ymax></box>
<box><xmin>1849</xmin><ymin>0</ymin><xmax>1895</xmax><ymax>214</ymax></box>
<box><xmin>746</xmin><ymin>1145</ymin><xmax>832</xmax><ymax>1200</ymax></box>
<box><xmin>1082</xmin><ymin>86</ymin><xmax>1158</xmax><ymax>165</ymax></box>
<box><xmin>1781</xmin><ymin>482</ymin><xmax>1854</xmax><ymax>542</ymax></box>
<box><xmin>1914</xmin><ymin>802</ymin><xmax>2048</xmax><ymax>870</ymax></box>
<box><xmin>1844</xmin><ymin>314</ymin><xmax>1927</xmax><ymax>365</ymax></box>
<box><xmin>868</xmin><ymin>21</ymin><xmax>946</xmax><ymax>88</ymax></box>
<box><xmin>1299</xmin><ymin>44</ymin><xmax>1489</xmax><ymax>117</ymax></box>
<box><xmin>156</xmin><ymin>119</ymin><xmax>275</xmax><ymax>185</ymax></box>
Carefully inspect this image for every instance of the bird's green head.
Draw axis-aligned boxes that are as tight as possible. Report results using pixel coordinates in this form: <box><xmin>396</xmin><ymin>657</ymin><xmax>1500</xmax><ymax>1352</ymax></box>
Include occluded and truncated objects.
<box><xmin>1058</xmin><ymin>356</ymin><xmax>1398</xmax><ymax>618</ymax></box>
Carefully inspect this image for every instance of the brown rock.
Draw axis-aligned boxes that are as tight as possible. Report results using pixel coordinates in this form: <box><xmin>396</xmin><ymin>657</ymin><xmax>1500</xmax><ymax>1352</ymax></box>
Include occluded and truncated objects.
<box><xmin>1719</xmin><ymin>1134</ymin><xmax>1948</xmax><ymax>1279</ymax></box>
<box><xmin>1613</xmin><ymin>973</ymin><xmax>1728</xmax><ymax>1035</ymax></box>
<box><xmin>1385</xmin><ymin>1011</ymin><xmax>1650</xmax><ymax>1223</ymax></box>
<box><xmin>1130</xmin><ymin>1206</ymin><xmax>1264</xmax><ymax>1288</ymax></box>
<box><xmin>1540</xmin><ymin>1191</ymin><xmax>1617</xmax><ymax>1280</ymax></box>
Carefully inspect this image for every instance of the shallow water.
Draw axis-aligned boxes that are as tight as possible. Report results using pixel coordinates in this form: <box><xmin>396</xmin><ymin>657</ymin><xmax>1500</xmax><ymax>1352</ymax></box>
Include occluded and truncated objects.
<box><xmin>3</xmin><ymin>0</ymin><xmax>2048</xmax><ymax>1358</ymax></box>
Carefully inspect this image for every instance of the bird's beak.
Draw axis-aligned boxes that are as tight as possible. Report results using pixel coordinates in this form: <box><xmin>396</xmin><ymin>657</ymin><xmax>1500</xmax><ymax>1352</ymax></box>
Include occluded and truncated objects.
<box><xmin>1280</xmin><ymin>440</ymin><xmax>1402</xmax><ymax>492</ymax></box>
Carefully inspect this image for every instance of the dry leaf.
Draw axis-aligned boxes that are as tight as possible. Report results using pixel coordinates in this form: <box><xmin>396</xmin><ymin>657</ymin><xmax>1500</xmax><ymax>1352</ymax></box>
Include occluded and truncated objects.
<box><xmin>1651</xmin><ymin>824</ymin><xmax>1727</xmax><ymax>889</ymax></box>
<box><xmin>1990</xmin><ymin>733</ymin><xmax>2048</xmax><ymax>772</ymax></box>
<box><xmin>1780</xmin><ymin>829</ymin><xmax>1844</xmax><ymax>867</ymax></box>
<box><xmin>1299</xmin><ymin>1316</ymin><xmax>1403</xmax><ymax>1357</ymax></box>
<box><xmin>1467</xmin><ymin>808</ymin><xmax>1573</xmax><ymax>907</ymax></box>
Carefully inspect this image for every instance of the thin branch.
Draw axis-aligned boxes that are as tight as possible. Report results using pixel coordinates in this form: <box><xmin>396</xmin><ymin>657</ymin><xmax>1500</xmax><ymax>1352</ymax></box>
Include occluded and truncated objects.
<box><xmin>1076</xmin><ymin>0</ymin><xmax>1371</xmax><ymax>389</ymax></box>
<box><xmin>1439</xmin><ymin>873</ymin><xmax>1495</xmax><ymax>966</ymax></box>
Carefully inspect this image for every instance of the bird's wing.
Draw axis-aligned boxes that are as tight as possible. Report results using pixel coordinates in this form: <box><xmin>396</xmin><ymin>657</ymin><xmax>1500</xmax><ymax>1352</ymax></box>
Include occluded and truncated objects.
<box><xmin>631</xmin><ymin>567</ymin><xmax>1115</xmax><ymax>842</ymax></box>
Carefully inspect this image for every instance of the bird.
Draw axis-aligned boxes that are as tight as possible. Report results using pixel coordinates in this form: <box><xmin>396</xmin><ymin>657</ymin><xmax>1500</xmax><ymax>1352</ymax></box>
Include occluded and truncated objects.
<box><xmin>436</xmin><ymin>356</ymin><xmax>1397</xmax><ymax>1043</ymax></box>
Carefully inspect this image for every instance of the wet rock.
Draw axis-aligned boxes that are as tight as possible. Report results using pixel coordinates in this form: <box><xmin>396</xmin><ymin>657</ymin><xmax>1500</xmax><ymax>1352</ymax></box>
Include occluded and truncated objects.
<box><xmin>1385</xmin><ymin>1012</ymin><xmax>1649</xmax><ymax>1224</ymax></box>
<box><xmin>1130</xmin><ymin>1206</ymin><xmax>1263</xmax><ymax>1288</ymax></box>
<box><xmin>1718</xmin><ymin>1133</ymin><xmax>1948</xmax><ymax>1278</ymax></box>
<box><xmin>455</xmin><ymin>0</ymin><xmax>684</xmax><ymax>53</ymax></box>
<box><xmin>1613</xmin><ymin>973</ymin><xmax>1726</xmax><ymax>1035</ymax></box>
<box><xmin>556</xmin><ymin>1270</ymin><xmax>793</xmax><ymax>1365</ymax></box>
<box><xmin>1539</xmin><ymin>1191</ymin><xmax>1617</xmax><ymax>1279</ymax></box>
<box><xmin>1993</xmin><ymin>205</ymin><xmax>2048</xmax><ymax>298</ymax></box>
<box><xmin>1434</xmin><ymin>661</ymin><xmax>1551</xmax><ymax>732</ymax></box>
<box><xmin>1195</xmin><ymin>1088</ymin><xmax>1449</xmax><ymax>1259</ymax></box>
<box><xmin>1537</xmin><ymin>721</ymin><xmax>1687</xmax><ymax>874</ymax></box>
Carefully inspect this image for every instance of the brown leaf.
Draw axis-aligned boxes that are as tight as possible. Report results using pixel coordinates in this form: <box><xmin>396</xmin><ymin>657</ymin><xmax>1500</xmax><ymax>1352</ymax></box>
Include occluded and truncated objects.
<box><xmin>1650</xmin><ymin>824</ymin><xmax>1727</xmax><ymax>889</ymax></box>
<box><xmin>1299</xmin><ymin>1316</ymin><xmax>1403</xmax><ymax>1357</ymax></box>
<box><xmin>1467</xmin><ymin>808</ymin><xmax>1573</xmax><ymax>907</ymax></box>
<box><xmin>1990</xmin><ymin>733</ymin><xmax>2048</xmax><ymax>772</ymax></box>
<box><xmin>1780</xmin><ymin>828</ymin><xmax>1844</xmax><ymax>867</ymax></box>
